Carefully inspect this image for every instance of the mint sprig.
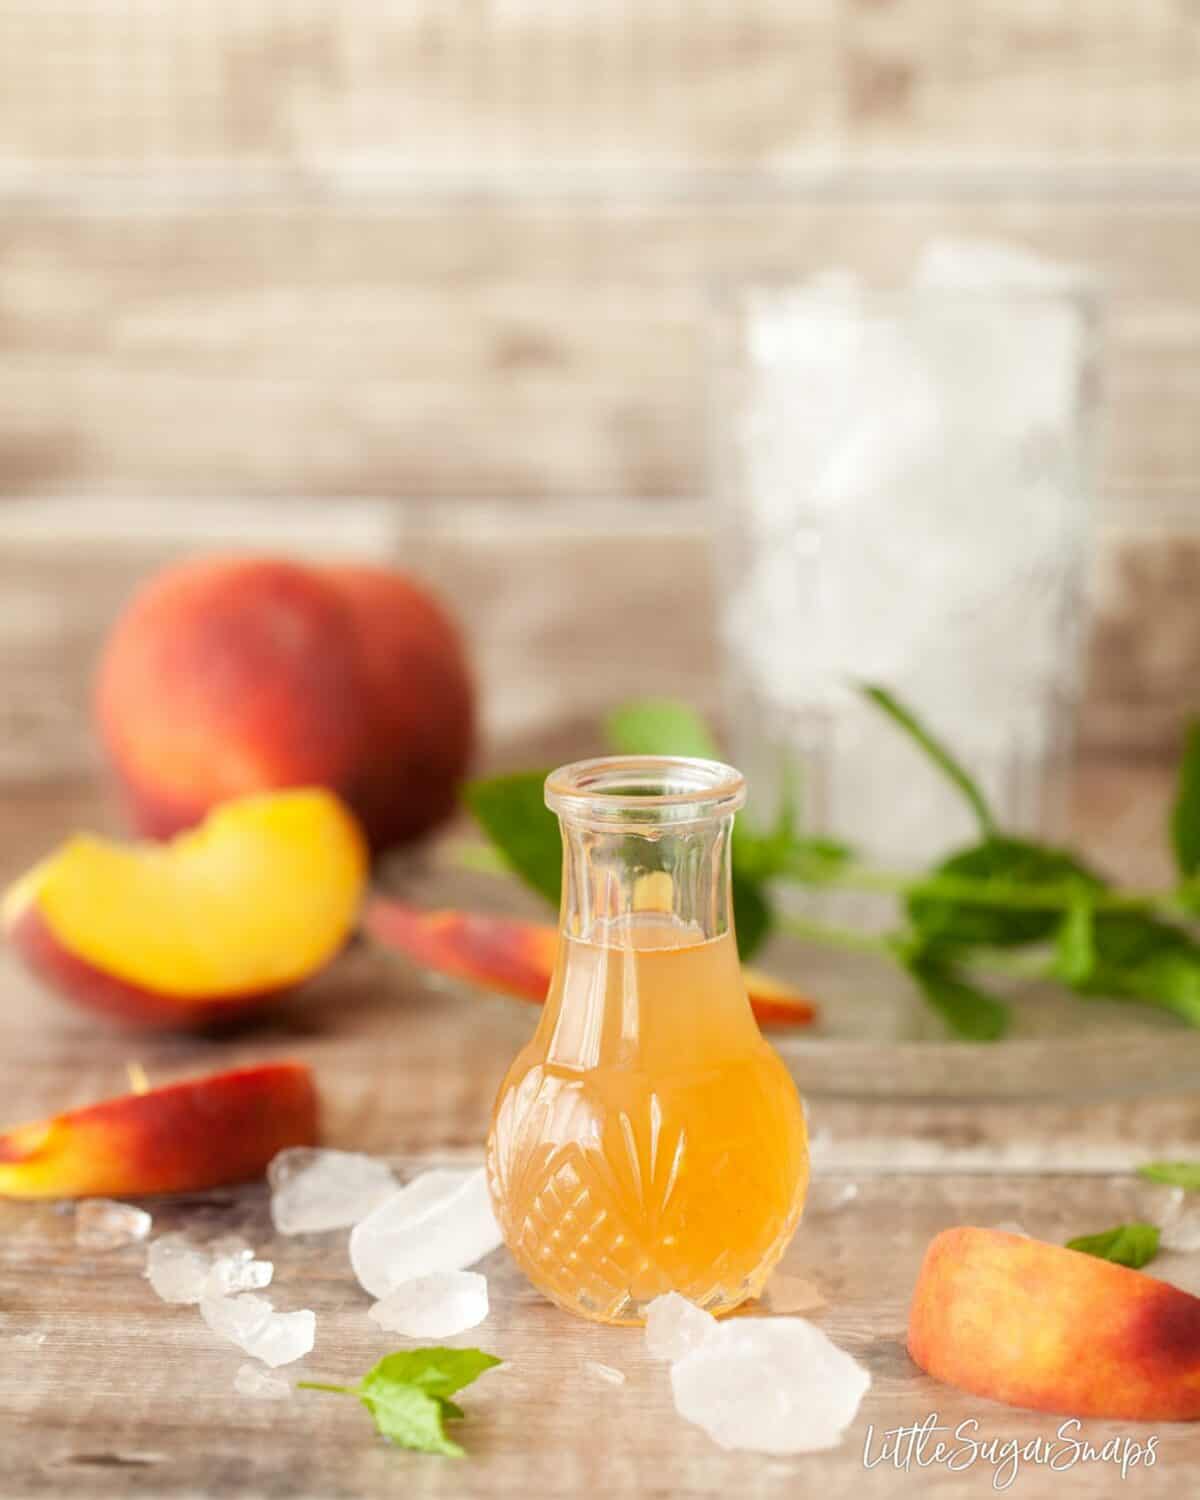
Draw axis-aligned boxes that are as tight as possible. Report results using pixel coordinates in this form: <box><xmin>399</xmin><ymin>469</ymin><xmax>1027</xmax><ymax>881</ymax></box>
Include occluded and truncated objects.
<box><xmin>299</xmin><ymin>1348</ymin><xmax>502</xmax><ymax>1457</ymax></box>
<box><xmin>458</xmin><ymin>688</ymin><xmax>1200</xmax><ymax>1041</ymax></box>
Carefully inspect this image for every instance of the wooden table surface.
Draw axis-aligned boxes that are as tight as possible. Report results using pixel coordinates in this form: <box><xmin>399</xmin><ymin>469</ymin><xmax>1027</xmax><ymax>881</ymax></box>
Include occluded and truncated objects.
<box><xmin>3</xmin><ymin>766</ymin><xmax>1200</xmax><ymax>1499</ymax></box>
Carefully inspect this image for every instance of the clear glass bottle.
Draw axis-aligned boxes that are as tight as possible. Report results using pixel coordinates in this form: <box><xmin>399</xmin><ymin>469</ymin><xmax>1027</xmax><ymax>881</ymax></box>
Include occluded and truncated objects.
<box><xmin>485</xmin><ymin>756</ymin><xmax>809</xmax><ymax>1324</ymax></box>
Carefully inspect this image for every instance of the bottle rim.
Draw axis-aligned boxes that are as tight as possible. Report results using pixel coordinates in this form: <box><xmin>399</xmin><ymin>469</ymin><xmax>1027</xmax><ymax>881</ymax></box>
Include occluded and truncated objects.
<box><xmin>545</xmin><ymin>755</ymin><xmax>746</xmax><ymax>827</ymax></box>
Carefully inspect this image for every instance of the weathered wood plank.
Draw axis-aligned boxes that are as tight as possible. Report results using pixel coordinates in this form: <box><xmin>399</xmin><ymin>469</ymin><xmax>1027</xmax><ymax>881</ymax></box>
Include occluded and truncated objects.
<box><xmin>3</xmin><ymin>198</ymin><xmax>1200</xmax><ymax>502</ymax></box>
<box><xmin>2</xmin><ymin>0</ymin><xmax>1199</xmax><ymax>169</ymax></box>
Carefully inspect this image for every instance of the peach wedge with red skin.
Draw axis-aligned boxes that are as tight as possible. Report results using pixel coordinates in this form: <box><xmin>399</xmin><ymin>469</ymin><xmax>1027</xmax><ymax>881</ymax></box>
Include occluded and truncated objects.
<box><xmin>3</xmin><ymin>789</ymin><xmax>368</xmax><ymax>1029</ymax></box>
<box><xmin>908</xmin><ymin>1226</ymin><xmax>1200</xmax><ymax>1421</ymax></box>
<box><xmin>0</xmin><ymin>1062</ymin><xmax>318</xmax><ymax>1199</ymax></box>
<box><xmin>364</xmin><ymin>898</ymin><xmax>818</xmax><ymax>1027</ymax></box>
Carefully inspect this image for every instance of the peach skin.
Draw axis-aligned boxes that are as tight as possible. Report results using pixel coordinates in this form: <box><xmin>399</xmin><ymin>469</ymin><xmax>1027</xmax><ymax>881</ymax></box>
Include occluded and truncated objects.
<box><xmin>3</xmin><ymin>789</ymin><xmax>367</xmax><ymax>1029</ymax></box>
<box><xmin>363</xmin><ymin>898</ymin><xmax>818</xmax><ymax>1027</ymax></box>
<box><xmin>908</xmin><ymin>1226</ymin><xmax>1200</xmax><ymax>1421</ymax></box>
<box><xmin>0</xmin><ymin>1062</ymin><xmax>318</xmax><ymax>1199</ymax></box>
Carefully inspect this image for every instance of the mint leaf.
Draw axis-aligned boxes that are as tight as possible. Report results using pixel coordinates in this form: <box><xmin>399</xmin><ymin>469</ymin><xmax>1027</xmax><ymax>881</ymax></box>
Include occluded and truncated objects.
<box><xmin>464</xmin><ymin>771</ymin><xmax>560</xmax><ymax>908</ymax></box>
<box><xmin>1138</xmin><ymin>1161</ymin><xmax>1200</xmax><ymax>1191</ymax></box>
<box><xmin>300</xmin><ymin>1348</ymin><xmax>502</xmax><ymax>1459</ymax></box>
<box><xmin>1172</xmin><ymin>719</ymin><xmax>1200</xmax><ymax>881</ymax></box>
<box><xmin>1071</xmin><ymin>911</ymin><xmax>1200</xmax><ymax>1027</ymax></box>
<box><xmin>731</xmin><ymin>868</ymin><xmax>771</xmax><ymax>962</ymax></box>
<box><xmin>905</xmin><ymin>958</ymin><xmax>1010</xmax><ymax>1041</ymax></box>
<box><xmin>1066</xmin><ymin>1223</ymin><xmax>1160</xmax><ymax>1269</ymax></box>
<box><xmin>605</xmin><ymin>698</ymin><xmax>720</xmax><ymax>759</ymax></box>
<box><xmin>1053</xmin><ymin>886</ymin><xmax>1096</xmax><ymax>985</ymax></box>
<box><xmin>363</xmin><ymin>1384</ymin><xmax>462</xmax><ymax>1457</ymax></box>
<box><xmin>362</xmin><ymin>1349</ymin><xmax>502</xmax><ymax>1401</ymax></box>
<box><xmin>909</xmin><ymin>837</ymin><xmax>1103</xmax><ymax>952</ymax></box>
<box><xmin>861</xmin><ymin>684</ymin><xmax>995</xmax><ymax>837</ymax></box>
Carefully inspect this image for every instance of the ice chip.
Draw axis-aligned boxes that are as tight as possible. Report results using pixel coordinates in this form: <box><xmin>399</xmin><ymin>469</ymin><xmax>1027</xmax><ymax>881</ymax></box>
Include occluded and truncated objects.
<box><xmin>145</xmin><ymin>1234</ymin><xmax>212</xmax><ymax>1304</ymax></box>
<box><xmin>369</xmin><ymin>1271</ymin><xmax>488</xmax><ymax>1338</ymax></box>
<box><xmin>269</xmin><ymin>1148</ymin><xmax>397</xmax><ymax>1235</ymax></box>
<box><xmin>643</xmin><ymin>1292</ymin><xmax>718</xmax><ymax>1362</ymax></box>
<box><xmin>234</xmin><ymin>1363</ymin><xmax>291</xmax><ymax>1401</ymax></box>
<box><xmin>75</xmin><ymin>1199</ymin><xmax>152</xmax><ymax>1251</ymax></box>
<box><xmin>670</xmin><ymin>1317</ymin><xmax>870</xmax><ymax>1454</ymax></box>
<box><xmin>349</xmin><ymin>1168</ymin><xmax>502</xmax><ymax>1299</ymax></box>
<box><xmin>1159</xmin><ymin>1189</ymin><xmax>1200</xmax><ymax>1253</ymax></box>
<box><xmin>200</xmin><ymin>1292</ymin><xmax>274</xmax><ymax>1348</ymax></box>
<box><xmin>205</xmin><ymin>1250</ymin><xmax>274</xmax><ymax>1298</ymax></box>
<box><xmin>991</xmin><ymin>1221</ymin><xmax>1030</xmax><ymax>1239</ymax></box>
<box><xmin>764</xmin><ymin>1272</ymin><xmax>826</xmax><ymax>1315</ymax></box>
<box><xmin>584</xmin><ymin>1361</ymin><xmax>626</xmax><ymax>1386</ymax></box>
<box><xmin>240</xmin><ymin>1308</ymin><xmax>316</xmax><ymax>1368</ymax></box>
<box><xmin>11</xmin><ymin>1332</ymin><xmax>46</xmax><ymax>1349</ymax></box>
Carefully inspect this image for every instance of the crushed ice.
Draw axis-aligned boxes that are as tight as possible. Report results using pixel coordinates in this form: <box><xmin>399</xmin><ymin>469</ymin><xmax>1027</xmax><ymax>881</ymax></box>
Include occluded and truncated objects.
<box><xmin>584</xmin><ymin>1361</ymin><xmax>626</xmax><ymax>1387</ymax></box>
<box><xmin>349</xmin><ymin>1168</ymin><xmax>502</xmax><ymax>1299</ymax></box>
<box><xmin>145</xmin><ymin>1234</ymin><xmax>214</xmax><ymax>1304</ymax></box>
<box><xmin>234</xmin><ymin>1363</ymin><xmax>291</xmax><ymax>1401</ymax></box>
<box><xmin>763</xmin><ymin>1272</ymin><xmax>826</xmax><ymax>1315</ymax></box>
<box><xmin>643</xmin><ymin>1293</ymin><xmax>718</xmax><ymax>1362</ymax></box>
<box><xmin>369</xmin><ymin>1270</ymin><xmax>489</xmax><ymax>1338</ymax></box>
<box><xmin>75</xmin><ymin>1199</ymin><xmax>152</xmax><ymax>1251</ymax></box>
<box><xmin>269</xmin><ymin>1148</ymin><xmax>396</xmax><ymax>1236</ymax></box>
<box><xmin>671</xmin><ymin>1316</ymin><xmax>870</xmax><ymax>1454</ymax></box>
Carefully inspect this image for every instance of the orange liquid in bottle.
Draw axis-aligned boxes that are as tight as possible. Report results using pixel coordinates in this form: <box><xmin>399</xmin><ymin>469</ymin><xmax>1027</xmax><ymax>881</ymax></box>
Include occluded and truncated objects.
<box><xmin>487</xmin><ymin>914</ymin><xmax>808</xmax><ymax>1324</ymax></box>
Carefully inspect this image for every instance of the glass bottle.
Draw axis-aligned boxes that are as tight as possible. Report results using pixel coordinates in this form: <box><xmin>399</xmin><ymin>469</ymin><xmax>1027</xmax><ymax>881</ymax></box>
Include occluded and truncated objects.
<box><xmin>486</xmin><ymin>755</ymin><xmax>809</xmax><ymax>1323</ymax></box>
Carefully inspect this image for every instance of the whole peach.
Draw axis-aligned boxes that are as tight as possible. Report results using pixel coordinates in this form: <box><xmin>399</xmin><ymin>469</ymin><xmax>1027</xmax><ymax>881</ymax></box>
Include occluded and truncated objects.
<box><xmin>94</xmin><ymin>555</ymin><xmax>475</xmax><ymax>849</ymax></box>
<box><xmin>321</xmin><ymin>563</ymin><xmax>475</xmax><ymax>849</ymax></box>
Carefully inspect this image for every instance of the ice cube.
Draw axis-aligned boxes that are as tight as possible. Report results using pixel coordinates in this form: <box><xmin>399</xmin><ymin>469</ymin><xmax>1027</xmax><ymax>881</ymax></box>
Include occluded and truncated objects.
<box><xmin>239</xmin><ymin>1309</ymin><xmax>316</xmax><ymax>1369</ymax></box>
<box><xmin>368</xmin><ymin>1271</ymin><xmax>489</xmax><ymax>1338</ymax></box>
<box><xmin>671</xmin><ymin>1317</ymin><xmax>870</xmax><ymax>1454</ymax></box>
<box><xmin>584</xmin><ymin>1361</ymin><xmax>626</xmax><ymax>1387</ymax></box>
<box><xmin>808</xmin><ymin>1181</ymin><xmax>858</xmax><ymax>1214</ymax></box>
<box><xmin>269</xmin><ymin>1148</ymin><xmax>397</xmax><ymax>1236</ymax></box>
<box><xmin>145</xmin><ymin>1234</ymin><xmax>212</xmax><ymax>1304</ymax></box>
<box><xmin>75</xmin><ymin>1199</ymin><xmax>152</xmax><ymax>1251</ymax></box>
<box><xmin>1159</xmin><ymin>1189</ymin><xmax>1200</xmax><ymax>1252</ymax></box>
<box><xmin>643</xmin><ymin>1293</ymin><xmax>718</xmax><ymax>1362</ymax></box>
<box><xmin>11</xmin><ymin>1332</ymin><xmax>46</xmax><ymax>1349</ymax></box>
<box><xmin>200</xmin><ymin>1292</ymin><xmax>274</xmax><ymax>1348</ymax></box>
<box><xmin>763</xmin><ymin>1273</ymin><xmax>825</xmax><ymax>1315</ymax></box>
<box><xmin>349</xmin><ymin>1169</ymin><xmax>502</xmax><ymax>1299</ymax></box>
<box><xmin>913</xmin><ymin>237</ymin><xmax>1086</xmax><ymax>292</ymax></box>
<box><xmin>234</xmin><ymin>1363</ymin><xmax>291</xmax><ymax>1401</ymax></box>
<box><xmin>991</xmin><ymin>1221</ymin><xmax>1030</xmax><ymax>1238</ymax></box>
<box><xmin>205</xmin><ymin>1250</ymin><xmax>274</xmax><ymax>1298</ymax></box>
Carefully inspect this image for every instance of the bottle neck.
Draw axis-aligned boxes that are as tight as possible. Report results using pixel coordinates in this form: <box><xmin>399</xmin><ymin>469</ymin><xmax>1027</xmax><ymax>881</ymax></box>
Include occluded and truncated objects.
<box><xmin>558</xmin><ymin>814</ymin><xmax>736</xmax><ymax>948</ymax></box>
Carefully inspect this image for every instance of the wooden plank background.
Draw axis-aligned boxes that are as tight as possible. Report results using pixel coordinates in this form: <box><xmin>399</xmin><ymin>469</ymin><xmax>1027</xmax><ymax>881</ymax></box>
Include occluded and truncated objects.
<box><xmin>1</xmin><ymin>0</ymin><xmax>1199</xmax><ymax>761</ymax></box>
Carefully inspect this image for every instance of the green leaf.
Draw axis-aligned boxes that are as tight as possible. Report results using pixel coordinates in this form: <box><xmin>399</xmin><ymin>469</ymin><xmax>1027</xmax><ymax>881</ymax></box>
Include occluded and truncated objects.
<box><xmin>1137</xmin><ymin>1161</ymin><xmax>1200</xmax><ymax>1192</ymax></box>
<box><xmin>908</xmin><ymin>837</ymin><xmax>1103</xmax><ymax>953</ymax></box>
<box><xmin>301</xmin><ymin>1348</ymin><xmax>502</xmax><ymax>1459</ymax></box>
<box><xmin>605</xmin><ymin>698</ymin><xmax>721</xmax><ymax>759</ymax></box>
<box><xmin>1172</xmin><ymin>719</ymin><xmax>1200</xmax><ymax>880</ymax></box>
<box><xmin>1053</xmin><ymin>886</ymin><xmax>1096</xmax><ymax>986</ymax></box>
<box><xmin>905</xmin><ymin>959</ymin><xmax>1010</xmax><ymax>1041</ymax></box>
<box><xmin>464</xmin><ymin>771</ymin><xmax>560</xmax><ymax>908</ymax></box>
<box><xmin>731</xmin><ymin>868</ymin><xmax>771</xmax><ymax>962</ymax></box>
<box><xmin>361</xmin><ymin>1384</ymin><xmax>463</xmax><ymax>1457</ymax></box>
<box><xmin>861</xmin><ymin>683</ymin><xmax>996</xmax><ymax>837</ymax></box>
<box><xmin>361</xmin><ymin>1349</ymin><xmax>503</xmax><ymax>1401</ymax></box>
<box><xmin>1071</xmin><ymin>911</ymin><xmax>1200</xmax><ymax>1027</ymax></box>
<box><xmin>1066</xmin><ymin>1223</ymin><xmax>1160</xmax><ymax>1270</ymax></box>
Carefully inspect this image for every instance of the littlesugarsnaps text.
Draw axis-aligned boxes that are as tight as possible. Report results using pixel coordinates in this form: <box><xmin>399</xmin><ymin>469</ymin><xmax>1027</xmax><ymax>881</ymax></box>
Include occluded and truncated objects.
<box><xmin>863</xmin><ymin>1414</ymin><xmax>1158</xmax><ymax>1490</ymax></box>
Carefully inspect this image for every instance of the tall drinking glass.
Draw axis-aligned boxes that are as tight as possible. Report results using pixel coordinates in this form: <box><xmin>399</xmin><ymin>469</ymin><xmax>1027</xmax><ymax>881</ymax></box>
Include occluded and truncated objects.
<box><xmin>710</xmin><ymin>274</ymin><xmax>1097</xmax><ymax>868</ymax></box>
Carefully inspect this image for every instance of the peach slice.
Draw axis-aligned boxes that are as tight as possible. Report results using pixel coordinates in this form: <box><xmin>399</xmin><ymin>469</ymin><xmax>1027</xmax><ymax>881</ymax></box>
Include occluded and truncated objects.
<box><xmin>364</xmin><ymin>899</ymin><xmax>818</xmax><ymax>1027</ymax></box>
<box><xmin>3</xmin><ymin>789</ymin><xmax>367</xmax><ymax>1028</ymax></box>
<box><xmin>908</xmin><ymin>1226</ymin><xmax>1200</xmax><ymax>1421</ymax></box>
<box><xmin>0</xmin><ymin>1062</ymin><xmax>318</xmax><ymax>1199</ymax></box>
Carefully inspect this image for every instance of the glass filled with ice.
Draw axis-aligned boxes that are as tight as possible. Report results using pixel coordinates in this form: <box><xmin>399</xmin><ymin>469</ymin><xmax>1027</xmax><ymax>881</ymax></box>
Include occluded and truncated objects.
<box><xmin>710</xmin><ymin>243</ymin><xmax>1098</xmax><ymax>868</ymax></box>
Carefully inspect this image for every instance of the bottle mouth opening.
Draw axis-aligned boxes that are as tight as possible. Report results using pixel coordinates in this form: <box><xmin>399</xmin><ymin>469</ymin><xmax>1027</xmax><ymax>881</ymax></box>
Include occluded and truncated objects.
<box><xmin>545</xmin><ymin>756</ymin><xmax>746</xmax><ymax>828</ymax></box>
